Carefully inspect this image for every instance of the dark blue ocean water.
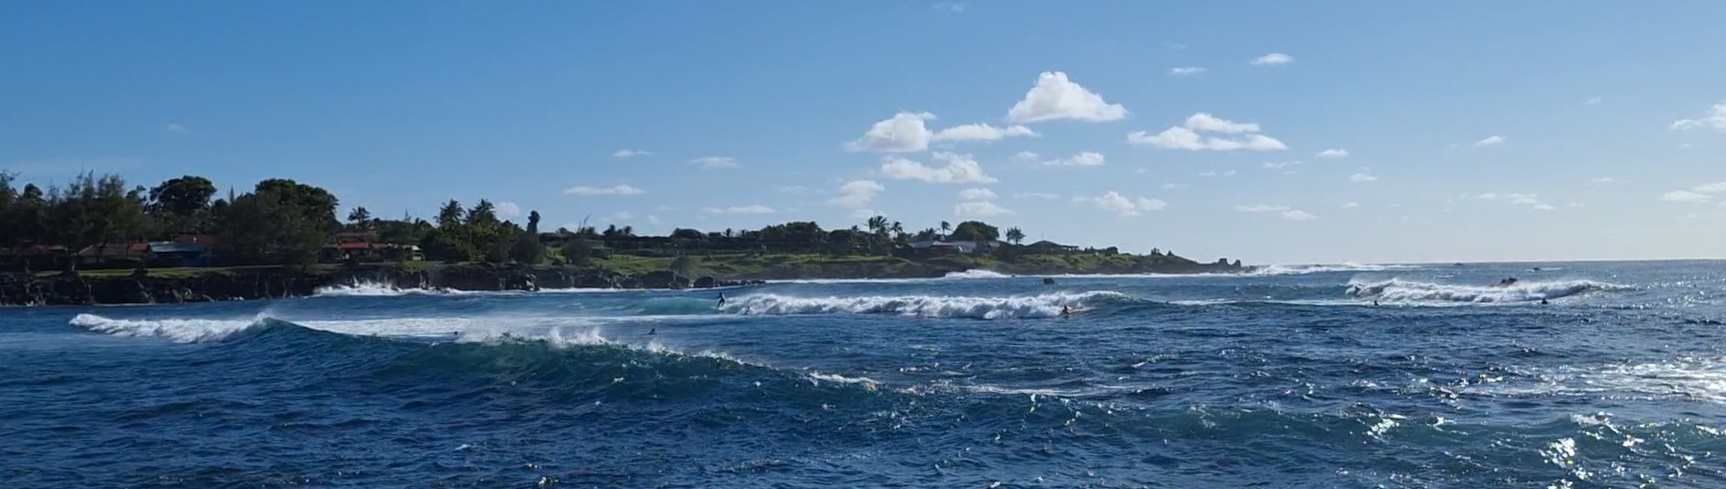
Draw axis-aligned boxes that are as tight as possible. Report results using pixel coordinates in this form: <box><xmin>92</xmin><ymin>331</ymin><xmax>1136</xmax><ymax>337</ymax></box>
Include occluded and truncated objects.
<box><xmin>5</xmin><ymin>261</ymin><xmax>1726</xmax><ymax>488</ymax></box>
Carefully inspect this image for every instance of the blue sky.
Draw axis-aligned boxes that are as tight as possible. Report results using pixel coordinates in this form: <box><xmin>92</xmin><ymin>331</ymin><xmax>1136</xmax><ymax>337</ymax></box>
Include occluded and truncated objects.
<box><xmin>3</xmin><ymin>1</ymin><xmax>1725</xmax><ymax>264</ymax></box>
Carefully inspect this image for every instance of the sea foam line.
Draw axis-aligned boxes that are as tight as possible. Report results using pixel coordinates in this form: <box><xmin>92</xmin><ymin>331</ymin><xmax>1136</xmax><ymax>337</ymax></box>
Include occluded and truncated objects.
<box><xmin>719</xmin><ymin>290</ymin><xmax>1126</xmax><ymax>319</ymax></box>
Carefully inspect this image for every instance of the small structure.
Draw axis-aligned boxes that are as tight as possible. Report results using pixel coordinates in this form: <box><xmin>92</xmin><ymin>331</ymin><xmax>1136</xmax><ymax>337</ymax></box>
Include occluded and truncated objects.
<box><xmin>146</xmin><ymin>242</ymin><xmax>211</xmax><ymax>267</ymax></box>
<box><xmin>904</xmin><ymin>239</ymin><xmax>999</xmax><ymax>256</ymax></box>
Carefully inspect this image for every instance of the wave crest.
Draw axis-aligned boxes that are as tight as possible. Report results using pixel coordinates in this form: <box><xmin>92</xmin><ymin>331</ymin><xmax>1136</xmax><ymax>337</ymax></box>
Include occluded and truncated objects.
<box><xmin>1249</xmin><ymin>263</ymin><xmax>1420</xmax><ymax>276</ymax></box>
<box><xmin>719</xmin><ymin>291</ymin><xmax>1126</xmax><ymax>319</ymax></box>
<box><xmin>1346</xmin><ymin>278</ymin><xmax>1619</xmax><ymax>303</ymax></box>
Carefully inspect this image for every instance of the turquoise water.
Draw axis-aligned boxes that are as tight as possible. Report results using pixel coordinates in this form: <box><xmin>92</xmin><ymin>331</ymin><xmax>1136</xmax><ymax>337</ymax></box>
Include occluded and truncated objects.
<box><xmin>4</xmin><ymin>261</ymin><xmax>1726</xmax><ymax>487</ymax></box>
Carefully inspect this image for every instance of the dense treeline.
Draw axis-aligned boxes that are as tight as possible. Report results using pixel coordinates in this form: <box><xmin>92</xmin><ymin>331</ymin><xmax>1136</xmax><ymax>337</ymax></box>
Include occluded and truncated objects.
<box><xmin>1</xmin><ymin>171</ymin><xmax>1188</xmax><ymax>270</ymax></box>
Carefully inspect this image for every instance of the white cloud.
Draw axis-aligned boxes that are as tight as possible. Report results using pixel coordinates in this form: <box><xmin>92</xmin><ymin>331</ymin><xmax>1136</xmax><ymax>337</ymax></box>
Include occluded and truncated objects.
<box><xmin>1262</xmin><ymin>160</ymin><xmax>1302</xmax><ymax>170</ymax></box>
<box><xmin>495</xmin><ymin>201</ymin><xmax>521</xmax><ymax>218</ymax></box>
<box><xmin>1586</xmin><ymin>96</ymin><xmax>1603</xmax><ymax>105</ymax></box>
<box><xmin>1076</xmin><ymin>191</ymin><xmax>1166</xmax><ymax>217</ymax></box>
<box><xmin>1342</xmin><ymin>202</ymin><xmax>1360</xmax><ymax>208</ymax></box>
<box><xmin>647</xmin><ymin>215</ymin><xmax>661</xmax><ymax>225</ymax></box>
<box><xmin>1014</xmin><ymin>192</ymin><xmax>1060</xmax><ymax>199</ymax></box>
<box><xmin>1043</xmin><ymin>151</ymin><xmax>1105</xmax><ymax>167</ymax></box>
<box><xmin>564</xmin><ymin>184</ymin><xmax>645</xmax><ymax>196</ymax></box>
<box><xmin>165</xmin><ymin>123</ymin><xmax>187</xmax><ymax>134</ymax></box>
<box><xmin>1127</xmin><ymin>112</ymin><xmax>1287</xmax><ymax>151</ymax></box>
<box><xmin>1012</xmin><ymin>151</ymin><xmax>1040</xmax><ymax>162</ymax></box>
<box><xmin>931</xmin><ymin>123</ymin><xmax>1038</xmax><ymax>142</ymax></box>
<box><xmin>830</xmin><ymin>179</ymin><xmax>885</xmax><ymax>208</ymax></box>
<box><xmin>1250</xmin><ymin>53</ymin><xmax>1294</xmax><ymax>65</ymax></box>
<box><xmin>932</xmin><ymin>1</ymin><xmax>965</xmax><ymax>12</ymax></box>
<box><xmin>846</xmin><ymin>111</ymin><xmax>934</xmax><ymax>152</ymax></box>
<box><xmin>1589</xmin><ymin>177</ymin><xmax>1620</xmax><ymax>185</ymax></box>
<box><xmin>958</xmin><ymin>188</ymin><xmax>997</xmax><ymax>201</ymax></box>
<box><xmin>1657</xmin><ymin>181</ymin><xmax>1726</xmax><ymax>204</ymax></box>
<box><xmin>1315</xmin><ymin>149</ymin><xmax>1348</xmax><ymax>159</ymax></box>
<box><xmin>1236</xmin><ymin>204</ymin><xmax>1315</xmax><ymax>221</ymax></box>
<box><xmin>702</xmin><ymin>205</ymin><xmax>775</xmax><ymax>215</ymax></box>
<box><xmin>612</xmin><ymin>149</ymin><xmax>651</xmax><ymax>158</ymax></box>
<box><xmin>1476</xmin><ymin>192</ymin><xmax>1557</xmax><ymax>210</ymax></box>
<box><xmin>954</xmin><ymin>200</ymin><xmax>1012</xmax><ymax>216</ymax></box>
<box><xmin>1006</xmin><ymin>71</ymin><xmax>1128</xmax><ymax>123</ymax></box>
<box><xmin>1531</xmin><ymin>204</ymin><xmax>1555</xmax><ymax>211</ymax></box>
<box><xmin>1198</xmin><ymin>170</ymin><xmax>1238</xmax><ymax>177</ymax></box>
<box><xmin>1694</xmin><ymin>182</ymin><xmax>1726</xmax><ymax>193</ymax></box>
<box><xmin>691</xmin><ymin>156</ymin><xmax>738</xmax><ymax>169</ymax></box>
<box><xmin>1671</xmin><ymin>102</ymin><xmax>1726</xmax><ymax>132</ymax></box>
<box><xmin>1472</xmin><ymin>135</ymin><xmax>1507</xmax><ymax>147</ymax></box>
<box><xmin>778</xmin><ymin>186</ymin><xmax>809</xmax><ymax>194</ymax></box>
<box><xmin>1350</xmin><ymin>172</ymin><xmax>1378</xmax><ymax>182</ymax></box>
<box><xmin>1162</xmin><ymin>183</ymin><xmax>1187</xmax><ymax>189</ymax></box>
<box><xmin>1169</xmin><ymin>67</ymin><xmax>1207</xmax><ymax>77</ymax></box>
<box><xmin>878</xmin><ymin>152</ymin><xmax>997</xmax><ymax>184</ymax></box>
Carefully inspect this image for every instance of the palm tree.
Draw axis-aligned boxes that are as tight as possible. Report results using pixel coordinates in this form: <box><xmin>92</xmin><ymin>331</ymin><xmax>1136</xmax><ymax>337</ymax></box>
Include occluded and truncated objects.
<box><xmin>1005</xmin><ymin>227</ymin><xmax>1025</xmax><ymax>245</ymax></box>
<box><xmin>890</xmin><ymin>221</ymin><xmax>904</xmax><ymax>242</ymax></box>
<box><xmin>939</xmin><ymin>221</ymin><xmax>952</xmax><ymax>240</ymax></box>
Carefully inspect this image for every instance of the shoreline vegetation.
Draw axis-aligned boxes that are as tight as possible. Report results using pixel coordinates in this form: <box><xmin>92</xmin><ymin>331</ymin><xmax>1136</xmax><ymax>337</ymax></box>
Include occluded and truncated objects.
<box><xmin>0</xmin><ymin>172</ymin><xmax>1248</xmax><ymax>306</ymax></box>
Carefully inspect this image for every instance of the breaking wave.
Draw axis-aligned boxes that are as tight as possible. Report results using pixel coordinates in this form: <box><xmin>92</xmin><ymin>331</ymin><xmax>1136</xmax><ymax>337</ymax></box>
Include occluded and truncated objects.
<box><xmin>1249</xmin><ymin>263</ymin><xmax>1421</xmax><ymax>276</ymax></box>
<box><xmin>1345</xmin><ymin>278</ymin><xmax>1620</xmax><ymax>303</ymax></box>
<box><xmin>313</xmin><ymin>280</ymin><xmax>457</xmax><ymax>297</ymax></box>
<box><xmin>940</xmin><ymin>269</ymin><xmax>1011</xmax><ymax>279</ymax></box>
<box><xmin>718</xmin><ymin>291</ymin><xmax>1129</xmax><ymax>319</ymax></box>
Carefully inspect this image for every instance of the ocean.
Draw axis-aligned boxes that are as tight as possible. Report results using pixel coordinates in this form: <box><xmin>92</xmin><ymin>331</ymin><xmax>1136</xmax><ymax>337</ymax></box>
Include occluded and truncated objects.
<box><xmin>4</xmin><ymin>260</ymin><xmax>1725</xmax><ymax>488</ymax></box>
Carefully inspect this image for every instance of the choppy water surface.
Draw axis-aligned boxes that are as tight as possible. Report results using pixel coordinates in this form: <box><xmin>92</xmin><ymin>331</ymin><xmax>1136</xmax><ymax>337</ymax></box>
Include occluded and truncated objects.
<box><xmin>4</xmin><ymin>260</ymin><xmax>1726</xmax><ymax>488</ymax></box>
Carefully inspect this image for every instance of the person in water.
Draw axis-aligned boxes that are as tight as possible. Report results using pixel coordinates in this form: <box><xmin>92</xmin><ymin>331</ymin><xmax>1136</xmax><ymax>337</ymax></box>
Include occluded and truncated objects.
<box><xmin>1060</xmin><ymin>305</ymin><xmax>1072</xmax><ymax>316</ymax></box>
<box><xmin>717</xmin><ymin>293</ymin><xmax>726</xmax><ymax>306</ymax></box>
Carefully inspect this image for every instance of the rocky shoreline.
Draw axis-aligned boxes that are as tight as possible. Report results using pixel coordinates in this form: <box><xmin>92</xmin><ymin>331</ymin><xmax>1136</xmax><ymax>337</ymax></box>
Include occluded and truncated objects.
<box><xmin>0</xmin><ymin>265</ymin><xmax>766</xmax><ymax>306</ymax></box>
<box><xmin>0</xmin><ymin>260</ymin><xmax>1248</xmax><ymax>306</ymax></box>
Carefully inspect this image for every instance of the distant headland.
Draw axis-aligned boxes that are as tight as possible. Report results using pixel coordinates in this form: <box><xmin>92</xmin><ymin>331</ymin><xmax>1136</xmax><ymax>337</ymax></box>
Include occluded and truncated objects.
<box><xmin>0</xmin><ymin>172</ymin><xmax>1248</xmax><ymax>305</ymax></box>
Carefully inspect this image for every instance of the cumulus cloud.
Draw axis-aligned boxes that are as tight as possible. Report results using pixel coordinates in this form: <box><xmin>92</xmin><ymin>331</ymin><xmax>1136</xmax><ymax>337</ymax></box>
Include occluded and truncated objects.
<box><xmin>1315</xmin><ymin>149</ymin><xmax>1348</xmax><ymax>159</ymax></box>
<box><xmin>958</xmin><ymin>188</ymin><xmax>997</xmax><ymax>201</ymax></box>
<box><xmin>830</xmin><ymin>180</ymin><xmax>885</xmax><ymax>208</ymax></box>
<box><xmin>702</xmin><ymin>205</ymin><xmax>775</xmax><ymax>215</ymax></box>
<box><xmin>1127</xmin><ymin>113</ymin><xmax>1287</xmax><ymax>151</ymax></box>
<box><xmin>1250</xmin><ymin>53</ymin><xmax>1294</xmax><ymax>65</ymax></box>
<box><xmin>1014</xmin><ymin>192</ymin><xmax>1060</xmax><ymax>199</ymax></box>
<box><xmin>879</xmin><ymin>152</ymin><xmax>997</xmax><ymax>184</ymax></box>
<box><xmin>954</xmin><ymin>200</ymin><xmax>1012</xmax><ymax>216</ymax></box>
<box><xmin>1235</xmin><ymin>204</ymin><xmax>1316</xmax><ymax>221</ymax></box>
<box><xmin>1075</xmin><ymin>191</ymin><xmax>1167</xmax><ymax>217</ymax></box>
<box><xmin>691</xmin><ymin>156</ymin><xmax>738</xmax><ymax>169</ymax></box>
<box><xmin>845</xmin><ymin>112</ymin><xmax>934</xmax><ymax>152</ymax></box>
<box><xmin>494</xmin><ymin>201</ymin><xmax>521</xmax><ymax>218</ymax></box>
<box><xmin>1671</xmin><ymin>102</ymin><xmax>1726</xmax><ymax>132</ymax></box>
<box><xmin>1169</xmin><ymin>67</ymin><xmax>1206</xmax><ymax>77</ymax></box>
<box><xmin>1658</xmin><ymin>182</ymin><xmax>1726</xmax><ymax>203</ymax></box>
<box><xmin>931</xmin><ymin>123</ymin><xmax>1038</xmax><ymax>142</ymax></box>
<box><xmin>612</xmin><ymin>149</ymin><xmax>650</xmax><ymax>158</ymax></box>
<box><xmin>1350</xmin><ymin>172</ymin><xmax>1378</xmax><ymax>182</ymax></box>
<box><xmin>1041</xmin><ymin>151</ymin><xmax>1105</xmax><ymax>167</ymax></box>
<box><xmin>1472</xmin><ymin>135</ymin><xmax>1506</xmax><ymax>147</ymax></box>
<box><xmin>564</xmin><ymin>184</ymin><xmax>645</xmax><ymax>196</ymax></box>
<box><xmin>1006</xmin><ymin>71</ymin><xmax>1128</xmax><ymax>123</ymax></box>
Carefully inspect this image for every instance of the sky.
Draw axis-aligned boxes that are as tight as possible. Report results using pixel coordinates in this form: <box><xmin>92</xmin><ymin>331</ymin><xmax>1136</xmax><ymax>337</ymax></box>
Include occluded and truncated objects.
<box><xmin>3</xmin><ymin>1</ymin><xmax>1725</xmax><ymax>265</ymax></box>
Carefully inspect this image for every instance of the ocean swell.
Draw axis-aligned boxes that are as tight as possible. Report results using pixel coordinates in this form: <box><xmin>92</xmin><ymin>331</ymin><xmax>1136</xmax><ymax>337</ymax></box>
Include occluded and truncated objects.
<box><xmin>718</xmin><ymin>291</ymin><xmax>1128</xmax><ymax>319</ymax></box>
<box><xmin>1346</xmin><ymin>278</ymin><xmax>1620</xmax><ymax>303</ymax></box>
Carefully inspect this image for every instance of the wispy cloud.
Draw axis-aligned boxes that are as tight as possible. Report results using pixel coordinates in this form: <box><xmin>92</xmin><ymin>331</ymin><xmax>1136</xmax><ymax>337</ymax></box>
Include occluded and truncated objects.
<box><xmin>1127</xmin><ymin>113</ymin><xmax>1287</xmax><ymax>151</ymax></box>
<box><xmin>1262</xmin><ymin>160</ymin><xmax>1302</xmax><ymax>170</ymax></box>
<box><xmin>931</xmin><ymin>2</ymin><xmax>965</xmax><ymax>12</ymax></box>
<box><xmin>1472</xmin><ymin>135</ymin><xmax>1507</xmax><ymax>147</ymax></box>
<box><xmin>563</xmin><ymin>184</ymin><xmax>645</xmax><ymax>196</ymax></box>
<box><xmin>958</xmin><ymin>188</ymin><xmax>997</xmax><ymax>201</ymax></box>
<box><xmin>165</xmin><ymin>123</ymin><xmax>188</xmax><ymax>134</ymax></box>
<box><xmin>1658</xmin><ymin>182</ymin><xmax>1726</xmax><ymax>203</ymax></box>
<box><xmin>1249</xmin><ymin>53</ymin><xmax>1294</xmax><ymax>66</ymax></box>
<box><xmin>1315</xmin><ymin>149</ymin><xmax>1348</xmax><ymax>159</ymax></box>
<box><xmin>690</xmin><ymin>156</ymin><xmax>738</xmax><ymax>169</ymax></box>
<box><xmin>1014</xmin><ymin>192</ymin><xmax>1060</xmax><ymax>199</ymax></box>
<box><xmin>1235</xmin><ymin>204</ymin><xmax>1316</xmax><ymax>221</ymax></box>
<box><xmin>1476</xmin><ymin>192</ymin><xmax>1555</xmax><ymax>210</ymax></box>
<box><xmin>1006</xmin><ymin>71</ymin><xmax>1128</xmax><ymax>123</ymax></box>
<box><xmin>1168</xmin><ymin>66</ymin><xmax>1207</xmax><ymax>77</ymax></box>
<box><xmin>829</xmin><ymin>180</ymin><xmax>885</xmax><ymax>208</ymax></box>
<box><xmin>702</xmin><ymin>205</ymin><xmax>775</xmax><ymax>215</ymax></box>
<box><xmin>1350</xmin><ymin>172</ymin><xmax>1378</xmax><ymax>182</ymax></box>
<box><xmin>1041</xmin><ymin>151</ymin><xmax>1105</xmax><ymax>167</ymax></box>
<box><xmin>612</xmin><ymin>149</ymin><xmax>651</xmax><ymax>158</ymax></box>
<box><xmin>954</xmin><ymin>200</ymin><xmax>1011</xmax><ymax>216</ymax></box>
<box><xmin>1074</xmin><ymin>191</ymin><xmax>1166</xmax><ymax>217</ymax></box>
<box><xmin>777</xmin><ymin>186</ymin><xmax>810</xmax><ymax>194</ymax></box>
<box><xmin>931</xmin><ymin>123</ymin><xmax>1038</xmax><ymax>143</ymax></box>
<box><xmin>1671</xmin><ymin>101</ymin><xmax>1726</xmax><ymax>132</ymax></box>
<box><xmin>1585</xmin><ymin>96</ymin><xmax>1603</xmax><ymax>105</ymax></box>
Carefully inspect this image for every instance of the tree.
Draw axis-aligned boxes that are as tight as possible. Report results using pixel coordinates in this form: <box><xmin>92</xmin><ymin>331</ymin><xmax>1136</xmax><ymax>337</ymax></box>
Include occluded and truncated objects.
<box><xmin>347</xmin><ymin>206</ymin><xmax>373</xmax><ymax>230</ymax></box>
<box><xmin>1005</xmin><ymin>227</ymin><xmax>1025</xmax><ymax>245</ymax></box>
<box><xmin>510</xmin><ymin>210</ymin><xmax>545</xmax><ymax>264</ymax></box>
<box><xmin>940</xmin><ymin>221</ymin><xmax>952</xmax><ymax>239</ymax></box>
<box><xmin>147</xmin><ymin>176</ymin><xmax>217</xmax><ymax>234</ymax></box>
<box><xmin>560</xmin><ymin>237</ymin><xmax>593</xmax><ymax>267</ymax></box>
<box><xmin>53</xmin><ymin>172</ymin><xmax>153</xmax><ymax>267</ymax></box>
<box><xmin>436</xmin><ymin>200</ymin><xmax>465</xmax><ymax>228</ymax></box>
<box><xmin>949</xmin><ymin>220</ymin><xmax>1000</xmax><ymax>242</ymax></box>
<box><xmin>216</xmin><ymin>186</ymin><xmax>334</xmax><ymax>265</ymax></box>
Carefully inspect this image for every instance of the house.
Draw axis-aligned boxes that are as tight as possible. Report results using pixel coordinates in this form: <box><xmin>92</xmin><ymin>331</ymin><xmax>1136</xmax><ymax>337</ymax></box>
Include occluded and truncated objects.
<box><xmin>74</xmin><ymin>242</ymin><xmax>151</xmax><ymax>266</ymax></box>
<box><xmin>1023</xmin><ymin>240</ymin><xmax>1079</xmax><ymax>254</ymax></box>
<box><xmin>904</xmin><ymin>239</ymin><xmax>999</xmax><ymax>256</ymax></box>
<box><xmin>146</xmin><ymin>242</ymin><xmax>211</xmax><ymax>267</ymax></box>
<box><xmin>319</xmin><ymin>238</ymin><xmax>423</xmax><ymax>263</ymax></box>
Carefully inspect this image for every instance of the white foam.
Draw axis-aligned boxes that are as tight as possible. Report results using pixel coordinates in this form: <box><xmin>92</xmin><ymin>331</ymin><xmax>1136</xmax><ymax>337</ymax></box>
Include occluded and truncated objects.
<box><xmin>1484</xmin><ymin>357</ymin><xmax>1726</xmax><ymax>403</ymax></box>
<box><xmin>719</xmin><ymin>291</ymin><xmax>1124</xmax><ymax>319</ymax></box>
<box><xmin>1345</xmin><ymin>278</ymin><xmax>1619</xmax><ymax>303</ymax></box>
<box><xmin>313</xmin><ymin>280</ymin><xmax>463</xmax><ymax>297</ymax></box>
<box><xmin>70</xmin><ymin>313</ymin><xmax>261</xmax><ymax>343</ymax></box>
<box><xmin>1249</xmin><ymin>262</ymin><xmax>1421</xmax><ymax>276</ymax></box>
<box><xmin>941</xmin><ymin>269</ymin><xmax>1011</xmax><ymax>279</ymax></box>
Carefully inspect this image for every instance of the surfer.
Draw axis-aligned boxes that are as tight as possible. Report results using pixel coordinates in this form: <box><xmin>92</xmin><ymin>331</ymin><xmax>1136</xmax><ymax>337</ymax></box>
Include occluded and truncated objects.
<box><xmin>1060</xmin><ymin>305</ymin><xmax>1072</xmax><ymax>317</ymax></box>
<box><xmin>717</xmin><ymin>293</ymin><xmax>726</xmax><ymax>306</ymax></box>
<box><xmin>1539</xmin><ymin>298</ymin><xmax>1549</xmax><ymax>305</ymax></box>
<box><xmin>647</xmin><ymin>328</ymin><xmax>656</xmax><ymax>335</ymax></box>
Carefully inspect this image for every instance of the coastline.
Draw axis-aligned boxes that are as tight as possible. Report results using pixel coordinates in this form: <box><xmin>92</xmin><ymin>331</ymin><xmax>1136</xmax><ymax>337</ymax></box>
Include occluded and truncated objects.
<box><xmin>0</xmin><ymin>258</ymin><xmax>1250</xmax><ymax>306</ymax></box>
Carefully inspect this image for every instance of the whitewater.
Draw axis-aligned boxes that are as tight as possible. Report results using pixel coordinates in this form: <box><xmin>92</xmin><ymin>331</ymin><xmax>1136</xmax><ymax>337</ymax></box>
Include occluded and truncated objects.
<box><xmin>5</xmin><ymin>260</ymin><xmax>1726</xmax><ymax>488</ymax></box>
